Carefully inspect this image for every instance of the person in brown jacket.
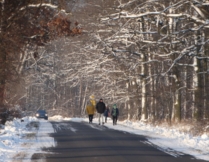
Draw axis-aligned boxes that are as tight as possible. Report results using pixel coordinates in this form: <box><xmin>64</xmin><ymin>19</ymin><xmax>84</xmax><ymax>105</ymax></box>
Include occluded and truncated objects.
<box><xmin>86</xmin><ymin>101</ymin><xmax>96</xmax><ymax>123</ymax></box>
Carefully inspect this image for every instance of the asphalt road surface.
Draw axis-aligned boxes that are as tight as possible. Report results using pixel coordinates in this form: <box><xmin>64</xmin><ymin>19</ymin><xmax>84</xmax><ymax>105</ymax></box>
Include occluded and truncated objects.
<box><xmin>31</xmin><ymin>121</ymin><xmax>207</xmax><ymax>162</ymax></box>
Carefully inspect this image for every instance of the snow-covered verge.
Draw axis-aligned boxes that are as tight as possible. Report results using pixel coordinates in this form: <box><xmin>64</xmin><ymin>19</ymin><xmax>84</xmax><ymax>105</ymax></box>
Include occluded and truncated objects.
<box><xmin>0</xmin><ymin>117</ymin><xmax>56</xmax><ymax>162</ymax></box>
<box><xmin>50</xmin><ymin>115</ymin><xmax>209</xmax><ymax>161</ymax></box>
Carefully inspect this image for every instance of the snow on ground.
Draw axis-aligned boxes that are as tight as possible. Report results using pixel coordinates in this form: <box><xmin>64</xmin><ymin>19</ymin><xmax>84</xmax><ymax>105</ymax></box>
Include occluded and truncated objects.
<box><xmin>1</xmin><ymin>115</ymin><xmax>209</xmax><ymax>161</ymax></box>
<box><xmin>50</xmin><ymin>115</ymin><xmax>209</xmax><ymax>161</ymax></box>
<box><xmin>0</xmin><ymin>117</ymin><xmax>56</xmax><ymax>162</ymax></box>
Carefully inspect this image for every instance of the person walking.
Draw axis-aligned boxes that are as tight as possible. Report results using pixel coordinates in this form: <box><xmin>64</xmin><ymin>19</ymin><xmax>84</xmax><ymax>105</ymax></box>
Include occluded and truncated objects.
<box><xmin>96</xmin><ymin>98</ymin><xmax>106</xmax><ymax>125</ymax></box>
<box><xmin>86</xmin><ymin>101</ymin><xmax>96</xmax><ymax>123</ymax></box>
<box><xmin>103</xmin><ymin>106</ymin><xmax>110</xmax><ymax>123</ymax></box>
<box><xmin>111</xmin><ymin>104</ymin><xmax>119</xmax><ymax>125</ymax></box>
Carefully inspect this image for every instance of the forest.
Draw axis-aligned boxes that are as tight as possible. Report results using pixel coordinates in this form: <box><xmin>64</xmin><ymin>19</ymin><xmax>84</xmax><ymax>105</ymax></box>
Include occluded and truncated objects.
<box><xmin>0</xmin><ymin>0</ymin><xmax>209</xmax><ymax>127</ymax></box>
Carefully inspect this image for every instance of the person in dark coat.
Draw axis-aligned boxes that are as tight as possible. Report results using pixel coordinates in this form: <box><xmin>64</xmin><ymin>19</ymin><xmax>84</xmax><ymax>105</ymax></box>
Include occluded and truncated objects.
<box><xmin>111</xmin><ymin>104</ymin><xmax>119</xmax><ymax>125</ymax></box>
<box><xmin>103</xmin><ymin>106</ymin><xmax>110</xmax><ymax>123</ymax></box>
<box><xmin>96</xmin><ymin>98</ymin><xmax>106</xmax><ymax>125</ymax></box>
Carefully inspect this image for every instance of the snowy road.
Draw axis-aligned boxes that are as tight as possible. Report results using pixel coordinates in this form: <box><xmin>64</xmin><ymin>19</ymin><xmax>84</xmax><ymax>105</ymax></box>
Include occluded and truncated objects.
<box><xmin>31</xmin><ymin>121</ymin><xmax>207</xmax><ymax>162</ymax></box>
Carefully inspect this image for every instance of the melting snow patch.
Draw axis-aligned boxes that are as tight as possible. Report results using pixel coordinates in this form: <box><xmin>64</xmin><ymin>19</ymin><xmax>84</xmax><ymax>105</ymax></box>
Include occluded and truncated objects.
<box><xmin>0</xmin><ymin>117</ymin><xmax>56</xmax><ymax>162</ymax></box>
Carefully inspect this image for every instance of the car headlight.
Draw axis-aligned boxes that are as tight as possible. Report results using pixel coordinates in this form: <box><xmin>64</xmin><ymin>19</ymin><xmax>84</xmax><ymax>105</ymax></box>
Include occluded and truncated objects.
<box><xmin>36</xmin><ymin>113</ymin><xmax>39</xmax><ymax>117</ymax></box>
<box><xmin>45</xmin><ymin>114</ymin><xmax>48</xmax><ymax>116</ymax></box>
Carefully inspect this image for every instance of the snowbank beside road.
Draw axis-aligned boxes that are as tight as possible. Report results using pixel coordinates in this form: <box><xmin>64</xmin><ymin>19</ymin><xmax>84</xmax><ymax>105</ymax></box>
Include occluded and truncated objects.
<box><xmin>0</xmin><ymin>117</ymin><xmax>56</xmax><ymax>162</ymax></box>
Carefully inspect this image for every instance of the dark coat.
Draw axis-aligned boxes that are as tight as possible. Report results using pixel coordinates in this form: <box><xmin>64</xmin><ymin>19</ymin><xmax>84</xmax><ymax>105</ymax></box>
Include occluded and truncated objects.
<box><xmin>103</xmin><ymin>108</ymin><xmax>110</xmax><ymax>117</ymax></box>
<box><xmin>96</xmin><ymin>102</ymin><xmax>106</xmax><ymax>114</ymax></box>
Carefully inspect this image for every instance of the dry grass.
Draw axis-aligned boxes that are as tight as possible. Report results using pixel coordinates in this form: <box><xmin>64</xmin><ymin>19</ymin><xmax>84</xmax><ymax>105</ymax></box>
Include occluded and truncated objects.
<box><xmin>26</xmin><ymin>121</ymin><xmax>40</xmax><ymax>130</ymax></box>
<box><xmin>12</xmin><ymin>152</ymin><xmax>28</xmax><ymax>162</ymax></box>
<box><xmin>148</xmin><ymin>120</ymin><xmax>209</xmax><ymax>137</ymax></box>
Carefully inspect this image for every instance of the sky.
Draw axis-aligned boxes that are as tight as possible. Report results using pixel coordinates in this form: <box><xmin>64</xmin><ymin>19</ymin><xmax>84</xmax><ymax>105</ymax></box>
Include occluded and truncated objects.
<box><xmin>0</xmin><ymin>116</ymin><xmax>209</xmax><ymax>161</ymax></box>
